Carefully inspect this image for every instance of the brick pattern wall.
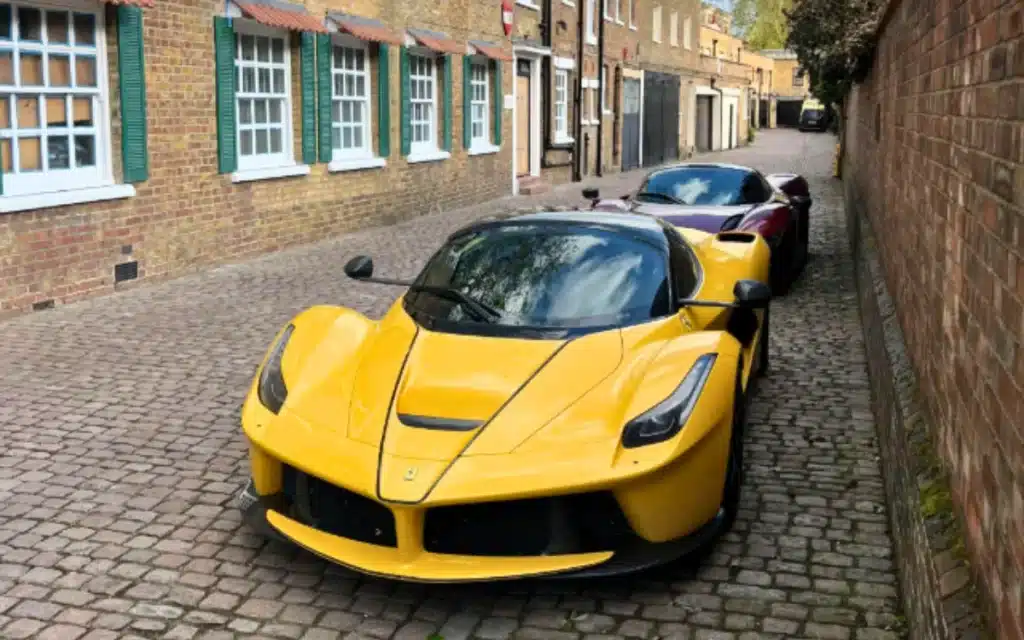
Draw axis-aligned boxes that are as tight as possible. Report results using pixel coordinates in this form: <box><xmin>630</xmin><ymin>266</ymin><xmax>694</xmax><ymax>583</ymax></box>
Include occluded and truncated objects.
<box><xmin>843</xmin><ymin>0</ymin><xmax>1024</xmax><ymax>636</ymax></box>
<box><xmin>0</xmin><ymin>0</ymin><xmax>515</xmax><ymax>315</ymax></box>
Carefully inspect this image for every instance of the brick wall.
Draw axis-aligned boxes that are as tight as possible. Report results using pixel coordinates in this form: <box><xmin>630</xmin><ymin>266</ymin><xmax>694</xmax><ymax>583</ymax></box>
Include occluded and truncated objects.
<box><xmin>0</xmin><ymin>0</ymin><xmax>515</xmax><ymax>315</ymax></box>
<box><xmin>842</xmin><ymin>0</ymin><xmax>1023</xmax><ymax>636</ymax></box>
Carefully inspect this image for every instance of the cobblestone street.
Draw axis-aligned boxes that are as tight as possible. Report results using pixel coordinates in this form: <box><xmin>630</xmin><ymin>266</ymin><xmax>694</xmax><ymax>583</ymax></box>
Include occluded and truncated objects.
<box><xmin>0</xmin><ymin>129</ymin><xmax>904</xmax><ymax>640</ymax></box>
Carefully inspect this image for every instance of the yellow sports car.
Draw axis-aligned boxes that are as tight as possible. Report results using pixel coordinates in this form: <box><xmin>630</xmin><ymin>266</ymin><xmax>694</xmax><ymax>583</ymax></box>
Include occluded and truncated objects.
<box><xmin>237</xmin><ymin>210</ymin><xmax>773</xmax><ymax>582</ymax></box>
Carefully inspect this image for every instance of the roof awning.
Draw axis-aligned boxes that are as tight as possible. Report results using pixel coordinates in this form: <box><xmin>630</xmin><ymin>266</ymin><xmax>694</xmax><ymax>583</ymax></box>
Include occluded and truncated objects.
<box><xmin>406</xmin><ymin>28</ymin><xmax>463</xmax><ymax>55</ymax></box>
<box><xmin>326</xmin><ymin>13</ymin><xmax>405</xmax><ymax>46</ymax></box>
<box><xmin>468</xmin><ymin>40</ymin><xmax>512</xmax><ymax>62</ymax></box>
<box><xmin>102</xmin><ymin>0</ymin><xmax>155</xmax><ymax>7</ymax></box>
<box><xmin>231</xmin><ymin>0</ymin><xmax>327</xmax><ymax>33</ymax></box>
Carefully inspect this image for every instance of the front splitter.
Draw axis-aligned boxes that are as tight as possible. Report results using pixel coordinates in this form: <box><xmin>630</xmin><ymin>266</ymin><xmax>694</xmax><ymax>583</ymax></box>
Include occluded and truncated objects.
<box><xmin>235</xmin><ymin>479</ymin><xmax>726</xmax><ymax>582</ymax></box>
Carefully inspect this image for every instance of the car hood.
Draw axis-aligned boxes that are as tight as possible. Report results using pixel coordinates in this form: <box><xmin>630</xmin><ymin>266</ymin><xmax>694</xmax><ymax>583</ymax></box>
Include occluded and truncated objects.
<box><xmin>285</xmin><ymin>305</ymin><xmax>634</xmax><ymax>501</ymax></box>
<box><xmin>626</xmin><ymin>202</ymin><xmax>754</xmax><ymax>232</ymax></box>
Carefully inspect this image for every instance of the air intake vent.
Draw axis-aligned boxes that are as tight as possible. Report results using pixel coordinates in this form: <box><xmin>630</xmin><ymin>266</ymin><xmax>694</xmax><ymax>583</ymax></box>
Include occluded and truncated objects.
<box><xmin>716</xmin><ymin>231</ymin><xmax>757</xmax><ymax>243</ymax></box>
<box><xmin>114</xmin><ymin>261</ymin><xmax>138</xmax><ymax>283</ymax></box>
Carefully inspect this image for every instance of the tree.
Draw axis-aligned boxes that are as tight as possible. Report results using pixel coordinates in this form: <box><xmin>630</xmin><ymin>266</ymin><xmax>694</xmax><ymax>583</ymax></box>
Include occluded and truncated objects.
<box><xmin>731</xmin><ymin>0</ymin><xmax>792</xmax><ymax>49</ymax></box>
<box><xmin>785</xmin><ymin>0</ymin><xmax>883</xmax><ymax>106</ymax></box>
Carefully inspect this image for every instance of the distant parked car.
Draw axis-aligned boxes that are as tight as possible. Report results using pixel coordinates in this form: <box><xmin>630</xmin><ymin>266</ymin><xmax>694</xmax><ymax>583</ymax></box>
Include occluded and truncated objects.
<box><xmin>583</xmin><ymin>162</ymin><xmax>811</xmax><ymax>295</ymax></box>
<box><xmin>798</xmin><ymin>98</ymin><xmax>830</xmax><ymax>132</ymax></box>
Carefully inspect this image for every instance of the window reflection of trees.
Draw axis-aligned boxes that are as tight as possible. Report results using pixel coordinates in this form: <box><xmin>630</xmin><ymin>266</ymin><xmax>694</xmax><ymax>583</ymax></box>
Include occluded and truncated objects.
<box><xmin>414</xmin><ymin>227</ymin><xmax>669</xmax><ymax>328</ymax></box>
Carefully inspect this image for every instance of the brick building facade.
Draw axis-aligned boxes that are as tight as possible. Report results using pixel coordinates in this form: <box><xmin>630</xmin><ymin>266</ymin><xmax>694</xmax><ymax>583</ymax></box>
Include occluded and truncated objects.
<box><xmin>0</xmin><ymin>0</ymin><xmax>515</xmax><ymax>314</ymax></box>
<box><xmin>0</xmin><ymin>0</ymin><xmax>751</xmax><ymax>314</ymax></box>
<box><xmin>842</xmin><ymin>0</ymin><xmax>1023</xmax><ymax>635</ymax></box>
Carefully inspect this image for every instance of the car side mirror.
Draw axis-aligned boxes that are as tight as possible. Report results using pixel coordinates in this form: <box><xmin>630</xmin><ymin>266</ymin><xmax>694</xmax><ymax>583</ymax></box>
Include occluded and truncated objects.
<box><xmin>621</xmin><ymin>193</ymin><xmax>631</xmax><ymax>200</ymax></box>
<box><xmin>582</xmin><ymin>187</ymin><xmax>599</xmax><ymax>200</ymax></box>
<box><xmin>733</xmin><ymin>279</ymin><xmax>771</xmax><ymax>309</ymax></box>
<box><xmin>344</xmin><ymin>255</ymin><xmax>374</xmax><ymax>280</ymax></box>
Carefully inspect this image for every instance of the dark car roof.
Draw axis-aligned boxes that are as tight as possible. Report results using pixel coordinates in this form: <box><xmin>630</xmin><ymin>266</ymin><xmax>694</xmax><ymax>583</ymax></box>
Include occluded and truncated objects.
<box><xmin>450</xmin><ymin>209</ymin><xmax>672</xmax><ymax>250</ymax></box>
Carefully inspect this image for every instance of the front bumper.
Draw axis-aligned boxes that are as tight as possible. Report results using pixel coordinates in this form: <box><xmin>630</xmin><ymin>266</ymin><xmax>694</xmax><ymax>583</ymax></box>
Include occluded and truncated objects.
<box><xmin>236</xmin><ymin>474</ymin><xmax>726</xmax><ymax>583</ymax></box>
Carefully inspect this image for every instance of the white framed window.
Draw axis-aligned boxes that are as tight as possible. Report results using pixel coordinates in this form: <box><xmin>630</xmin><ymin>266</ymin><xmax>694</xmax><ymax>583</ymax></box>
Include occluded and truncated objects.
<box><xmin>670</xmin><ymin>11</ymin><xmax>678</xmax><ymax>46</ymax></box>
<box><xmin>683</xmin><ymin>16</ymin><xmax>692</xmax><ymax>49</ymax></box>
<box><xmin>469</xmin><ymin>60</ymin><xmax>489</xmax><ymax>146</ymax></box>
<box><xmin>408</xmin><ymin>52</ymin><xmax>437</xmax><ymax>154</ymax></box>
<box><xmin>331</xmin><ymin>37</ymin><xmax>372</xmax><ymax>161</ymax></box>
<box><xmin>585</xmin><ymin>0</ymin><xmax>597</xmax><ymax>44</ymax></box>
<box><xmin>589</xmin><ymin>87</ymin><xmax>598</xmax><ymax>122</ymax></box>
<box><xmin>614</xmin><ymin>0</ymin><xmax>622</xmax><ymax>22</ymax></box>
<box><xmin>652</xmin><ymin>6</ymin><xmax>662</xmax><ymax>42</ymax></box>
<box><xmin>235</xmin><ymin>24</ymin><xmax>292</xmax><ymax>172</ymax></box>
<box><xmin>0</xmin><ymin>0</ymin><xmax>110</xmax><ymax>197</ymax></box>
<box><xmin>553</xmin><ymin>69</ymin><xmax>569</xmax><ymax>141</ymax></box>
<box><xmin>627</xmin><ymin>0</ymin><xmax>636</xmax><ymax>28</ymax></box>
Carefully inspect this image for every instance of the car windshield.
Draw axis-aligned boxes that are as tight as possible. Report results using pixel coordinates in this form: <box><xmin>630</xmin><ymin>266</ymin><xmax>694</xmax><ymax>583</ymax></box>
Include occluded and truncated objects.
<box><xmin>636</xmin><ymin>166</ymin><xmax>749</xmax><ymax>206</ymax></box>
<box><xmin>803</xmin><ymin>109</ymin><xmax>824</xmax><ymax>118</ymax></box>
<box><xmin>405</xmin><ymin>224</ymin><xmax>670</xmax><ymax>331</ymax></box>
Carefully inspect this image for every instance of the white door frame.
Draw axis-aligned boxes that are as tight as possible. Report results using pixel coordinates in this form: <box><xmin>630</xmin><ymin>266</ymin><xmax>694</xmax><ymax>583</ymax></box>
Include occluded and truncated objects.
<box><xmin>695</xmin><ymin>85</ymin><xmax>721</xmax><ymax>150</ymax></box>
<box><xmin>511</xmin><ymin>44</ymin><xmax>550</xmax><ymax>194</ymax></box>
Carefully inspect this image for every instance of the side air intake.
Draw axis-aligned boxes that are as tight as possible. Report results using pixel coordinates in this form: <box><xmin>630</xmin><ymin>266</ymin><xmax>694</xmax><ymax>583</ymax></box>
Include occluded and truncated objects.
<box><xmin>715</xmin><ymin>231</ymin><xmax>757</xmax><ymax>243</ymax></box>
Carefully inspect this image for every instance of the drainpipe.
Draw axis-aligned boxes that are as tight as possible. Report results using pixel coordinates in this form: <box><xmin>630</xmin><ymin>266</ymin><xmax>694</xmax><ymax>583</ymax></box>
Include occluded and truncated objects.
<box><xmin>710</xmin><ymin>77</ymin><xmax>724</xmax><ymax>150</ymax></box>
<box><xmin>572</xmin><ymin>0</ymin><xmax>585</xmax><ymax>181</ymax></box>
<box><xmin>540</xmin><ymin>0</ymin><xmax>552</xmax><ymax>159</ymax></box>
<box><xmin>596</xmin><ymin>0</ymin><xmax>606</xmax><ymax>177</ymax></box>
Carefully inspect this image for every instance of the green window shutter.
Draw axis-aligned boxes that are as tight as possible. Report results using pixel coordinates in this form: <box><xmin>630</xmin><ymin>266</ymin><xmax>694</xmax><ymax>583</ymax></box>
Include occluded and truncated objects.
<box><xmin>442</xmin><ymin>55</ymin><xmax>452</xmax><ymax>152</ymax></box>
<box><xmin>462</xmin><ymin>55</ymin><xmax>472</xmax><ymax>150</ymax></box>
<box><xmin>399</xmin><ymin>47</ymin><xmax>411</xmax><ymax>156</ymax></box>
<box><xmin>300</xmin><ymin>32</ymin><xmax>316</xmax><ymax>165</ymax></box>
<box><xmin>317</xmin><ymin>33</ymin><xmax>332</xmax><ymax>163</ymax></box>
<box><xmin>377</xmin><ymin>44</ymin><xmax>390</xmax><ymax>158</ymax></box>
<box><xmin>117</xmin><ymin>5</ymin><xmax>148</xmax><ymax>183</ymax></box>
<box><xmin>492</xmin><ymin>60</ymin><xmax>502</xmax><ymax>146</ymax></box>
<box><xmin>213</xmin><ymin>16</ymin><xmax>236</xmax><ymax>174</ymax></box>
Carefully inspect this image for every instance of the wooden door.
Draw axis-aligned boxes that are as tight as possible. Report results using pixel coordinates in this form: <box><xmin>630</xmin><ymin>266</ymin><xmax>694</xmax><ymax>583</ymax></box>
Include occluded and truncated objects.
<box><xmin>515</xmin><ymin>65</ymin><xmax>530</xmax><ymax>176</ymax></box>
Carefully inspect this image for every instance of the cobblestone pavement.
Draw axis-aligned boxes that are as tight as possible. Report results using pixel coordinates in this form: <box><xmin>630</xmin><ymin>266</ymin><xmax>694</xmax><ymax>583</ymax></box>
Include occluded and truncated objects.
<box><xmin>0</xmin><ymin>129</ymin><xmax>905</xmax><ymax>640</ymax></box>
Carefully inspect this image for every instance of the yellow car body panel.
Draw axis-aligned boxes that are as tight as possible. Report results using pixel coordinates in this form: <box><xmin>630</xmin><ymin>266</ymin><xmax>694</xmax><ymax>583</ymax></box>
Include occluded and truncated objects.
<box><xmin>239</xmin><ymin>224</ymin><xmax>773</xmax><ymax>582</ymax></box>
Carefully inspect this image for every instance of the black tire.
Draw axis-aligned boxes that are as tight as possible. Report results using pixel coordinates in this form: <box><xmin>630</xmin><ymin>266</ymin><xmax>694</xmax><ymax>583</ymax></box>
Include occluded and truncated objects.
<box><xmin>719</xmin><ymin>363</ymin><xmax>746</xmax><ymax>533</ymax></box>
<box><xmin>769</xmin><ymin>235</ymin><xmax>792</xmax><ymax>296</ymax></box>
<box><xmin>757</xmin><ymin>305</ymin><xmax>770</xmax><ymax>376</ymax></box>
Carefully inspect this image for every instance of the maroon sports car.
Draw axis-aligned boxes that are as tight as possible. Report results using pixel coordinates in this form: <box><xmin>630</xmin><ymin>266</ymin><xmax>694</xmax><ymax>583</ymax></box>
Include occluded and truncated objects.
<box><xmin>583</xmin><ymin>162</ymin><xmax>811</xmax><ymax>294</ymax></box>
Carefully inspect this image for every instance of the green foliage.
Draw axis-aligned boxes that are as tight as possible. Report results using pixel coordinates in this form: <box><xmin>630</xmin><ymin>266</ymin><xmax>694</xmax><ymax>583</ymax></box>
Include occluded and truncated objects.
<box><xmin>785</xmin><ymin>0</ymin><xmax>884</xmax><ymax>106</ymax></box>
<box><xmin>733</xmin><ymin>0</ymin><xmax>792</xmax><ymax>49</ymax></box>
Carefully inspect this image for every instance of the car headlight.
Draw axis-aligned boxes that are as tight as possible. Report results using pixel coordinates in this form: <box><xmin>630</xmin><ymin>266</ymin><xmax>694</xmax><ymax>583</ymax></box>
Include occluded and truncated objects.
<box><xmin>621</xmin><ymin>354</ymin><xmax>717</xmax><ymax>448</ymax></box>
<box><xmin>257</xmin><ymin>324</ymin><xmax>294</xmax><ymax>414</ymax></box>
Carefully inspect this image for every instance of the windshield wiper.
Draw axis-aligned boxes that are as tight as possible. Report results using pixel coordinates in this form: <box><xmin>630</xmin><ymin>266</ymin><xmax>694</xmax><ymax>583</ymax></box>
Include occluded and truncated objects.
<box><xmin>408</xmin><ymin>284</ymin><xmax>501</xmax><ymax>323</ymax></box>
<box><xmin>635</xmin><ymin>191</ymin><xmax>687</xmax><ymax>205</ymax></box>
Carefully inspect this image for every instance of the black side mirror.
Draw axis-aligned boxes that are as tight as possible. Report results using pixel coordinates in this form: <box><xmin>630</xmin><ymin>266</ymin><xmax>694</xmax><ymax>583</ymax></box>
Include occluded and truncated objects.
<box><xmin>734</xmin><ymin>279</ymin><xmax>771</xmax><ymax>309</ymax></box>
<box><xmin>344</xmin><ymin>255</ymin><xmax>374</xmax><ymax>280</ymax></box>
<box><xmin>621</xmin><ymin>193</ymin><xmax>631</xmax><ymax>200</ymax></box>
<box><xmin>582</xmin><ymin>187</ymin><xmax>599</xmax><ymax>200</ymax></box>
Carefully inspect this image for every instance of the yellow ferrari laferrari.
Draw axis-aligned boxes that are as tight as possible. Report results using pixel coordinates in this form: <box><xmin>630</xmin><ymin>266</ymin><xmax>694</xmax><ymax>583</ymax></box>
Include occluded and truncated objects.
<box><xmin>237</xmin><ymin>209</ymin><xmax>773</xmax><ymax>582</ymax></box>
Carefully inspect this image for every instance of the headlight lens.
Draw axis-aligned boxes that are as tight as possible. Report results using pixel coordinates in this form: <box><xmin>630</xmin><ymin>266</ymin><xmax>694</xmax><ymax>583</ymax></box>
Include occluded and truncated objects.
<box><xmin>621</xmin><ymin>354</ymin><xmax>717</xmax><ymax>448</ymax></box>
<box><xmin>257</xmin><ymin>324</ymin><xmax>294</xmax><ymax>414</ymax></box>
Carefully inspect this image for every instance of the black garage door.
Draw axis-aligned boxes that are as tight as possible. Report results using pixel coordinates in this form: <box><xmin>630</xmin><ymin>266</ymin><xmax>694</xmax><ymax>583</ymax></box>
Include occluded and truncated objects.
<box><xmin>776</xmin><ymin>99</ymin><xmax>803</xmax><ymax>127</ymax></box>
<box><xmin>642</xmin><ymin>71</ymin><xmax>680</xmax><ymax>167</ymax></box>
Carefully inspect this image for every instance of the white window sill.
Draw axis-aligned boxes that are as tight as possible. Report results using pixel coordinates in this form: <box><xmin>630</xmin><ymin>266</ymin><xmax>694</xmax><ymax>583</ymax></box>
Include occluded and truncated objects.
<box><xmin>629</xmin><ymin>24</ymin><xmax>637</xmax><ymax>30</ymax></box>
<box><xmin>231</xmin><ymin>164</ymin><xmax>311</xmax><ymax>183</ymax></box>
<box><xmin>586</xmin><ymin>37</ymin><xmax>597</xmax><ymax>45</ymax></box>
<box><xmin>407</xmin><ymin>149</ymin><xmax>451</xmax><ymax>164</ymax></box>
<box><xmin>468</xmin><ymin>143</ymin><xmax>501</xmax><ymax>156</ymax></box>
<box><xmin>561</xmin><ymin>0</ymin><xmax>574</xmax><ymax>4</ymax></box>
<box><xmin>516</xmin><ymin>0</ymin><xmax>541</xmax><ymax>8</ymax></box>
<box><xmin>329</xmin><ymin>156</ymin><xmax>387</xmax><ymax>173</ymax></box>
<box><xmin>553</xmin><ymin>135</ymin><xmax>575</xmax><ymax>144</ymax></box>
<box><xmin>1</xmin><ymin>183</ymin><xmax>136</xmax><ymax>214</ymax></box>
<box><xmin>615</xmin><ymin>19</ymin><xmax>624</xmax><ymax>25</ymax></box>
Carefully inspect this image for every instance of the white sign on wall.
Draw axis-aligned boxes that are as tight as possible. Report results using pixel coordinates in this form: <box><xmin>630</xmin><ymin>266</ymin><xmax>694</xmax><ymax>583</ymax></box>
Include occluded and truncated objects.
<box><xmin>503</xmin><ymin>94</ymin><xmax>514</xmax><ymax>110</ymax></box>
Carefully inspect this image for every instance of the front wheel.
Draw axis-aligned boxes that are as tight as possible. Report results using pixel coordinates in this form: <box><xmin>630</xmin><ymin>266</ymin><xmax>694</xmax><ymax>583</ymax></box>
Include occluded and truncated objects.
<box><xmin>757</xmin><ymin>305</ymin><xmax>770</xmax><ymax>376</ymax></box>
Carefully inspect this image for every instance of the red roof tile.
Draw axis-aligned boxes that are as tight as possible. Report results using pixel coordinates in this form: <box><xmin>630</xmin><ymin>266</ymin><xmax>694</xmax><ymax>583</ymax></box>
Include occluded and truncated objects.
<box><xmin>328</xmin><ymin>14</ymin><xmax>404</xmax><ymax>46</ymax></box>
<box><xmin>235</xmin><ymin>2</ymin><xmax>327</xmax><ymax>33</ymax></box>
<box><xmin>470</xmin><ymin>41</ymin><xmax>512</xmax><ymax>62</ymax></box>
<box><xmin>408</xmin><ymin>29</ymin><xmax>464</xmax><ymax>55</ymax></box>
